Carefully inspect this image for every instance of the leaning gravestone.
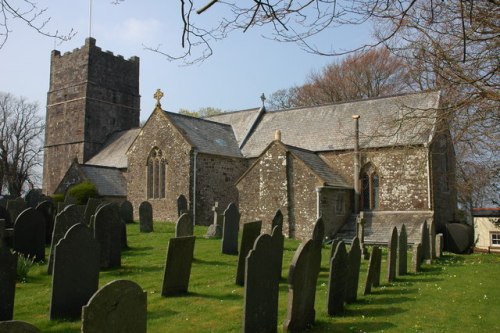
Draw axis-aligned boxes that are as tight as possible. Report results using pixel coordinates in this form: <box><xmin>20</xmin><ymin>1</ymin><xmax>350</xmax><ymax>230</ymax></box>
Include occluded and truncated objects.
<box><xmin>0</xmin><ymin>245</ymin><xmax>17</xmax><ymax>321</ymax></box>
<box><xmin>6</xmin><ymin>199</ymin><xmax>26</xmax><ymax>228</ymax></box>
<box><xmin>429</xmin><ymin>219</ymin><xmax>437</xmax><ymax>259</ymax></box>
<box><xmin>345</xmin><ymin>236</ymin><xmax>362</xmax><ymax>303</ymax></box>
<box><xmin>119</xmin><ymin>200</ymin><xmax>134</xmax><ymax>224</ymax></box>
<box><xmin>412</xmin><ymin>243</ymin><xmax>422</xmax><ymax>273</ymax></box>
<box><xmin>398</xmin><ymin>224</ymin><xmax>408</xmax><ymax>276</ymax></box>
<box><xmin>271</xmin><ymin>210</ymin><xmax>285</xmax><ymax>280</ymax></box>
<box><xmin>327</xmin><ymin>241</ymin><xmax>348</xmax><ymax>316</ymax></box>
<box><xmin>243</xmin><ymin>233</ymin><xmax>280</xmax><ymax>333</ymax></box>
<box><xmin>175</xmin><ymin>213</ymin><xmax>193</xmax><ymax>237</ymax></box>
<box><xmin>236</xmin><ymin>220</ymin><xmax>262</xmax><ymax>286</ymax></box>
<box><xmin>387</xmin><ymin>226</ymin><xmax>398</xmax><ymax>283</ymax></box>
<box><xmin>47</xmin><ymin>204</ymin><xmax>84</xmax><ymax>274</ymax></box>
<box><xmin>364</xmin><ymin>246</ymin><xmax>382</xmax><ymax>295</ymax></box>
<box><xmin>139</xmin><ymin>201</ymin><xmax>153</xmax><ymax>233</ymax></box>
<box><xmin>36</xmin><ymin>200</ymin><xmax>55</xmax><ymax>244</ymax></box>
<box><xmin>162</xmin><ymin>236</ymin><xmax>196</xmax><ymax>296</ymax></box>
<box><xmin>13</xmin><ymin>208</ymin><xmax>46</xmax><ymax>262</ymax></box>
<box><xmin>82</xmin><ymin>280</ymin><xmax>147</xmax><ymax>333</ymax></box>
<box><xmin>221</xmin><ymin>203</ymin><xmax>240</xmax><ymax>255</ymax></box>
<box><xmin>177</xmin><ymin>194</ymin><xmax>188</xmax><ymax>217</ymax></box>
<box><xmin>84</xmin><ymin>198</ymin><xmax>102</xmax><ymax>225</ymax></box>
<box><xmin>283</xmin><ymin>237</ymin><xmax>322</xmax><ymax>332</ymax></box>
<box><xmin>420</xmin><ymin>220</ymin><xmax>430</xmax><ymax>262</ymax></box>
<box><xmin>50</xmin><ymin>223</ymin><xmax>100</xmax><ymax>320</ymax></box>
<box><xmin>0</xmin><ymin>321</ymin><xmax>41</xmax><ymax>333</ymax></box>
<box><xmin>93</xmin><ymin>203</ymin><xmax>122</xmax><ymax>269</ymax></box>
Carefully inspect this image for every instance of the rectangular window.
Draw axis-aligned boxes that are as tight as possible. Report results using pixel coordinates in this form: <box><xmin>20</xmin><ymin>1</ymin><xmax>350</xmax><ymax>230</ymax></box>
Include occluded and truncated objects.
<box><xmin>491</xmin><ymin>233</ymin><xmax>500</xmax><ymax>246</ymax></box>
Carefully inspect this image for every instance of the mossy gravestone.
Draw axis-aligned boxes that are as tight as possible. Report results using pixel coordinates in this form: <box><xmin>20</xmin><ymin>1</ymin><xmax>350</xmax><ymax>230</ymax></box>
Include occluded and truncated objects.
<box><xmin>398</xmin><ymin>224</ymin><xmax>408</xmax><ymax>276</ymax></box>
<box><xmin>243</xmin><ymin>233</ymin><xmax>280</xmax><ymax>333</ymax></box>
<box><xmin>175</xmin><ymin>213</ymin><xmax>193</xmax><ymax>238</ymax></box>
<box><xmin>0</xmin><ymin>320</ymin><xmax>41</xmax><ymax>333</ymax></box>
<box><xmin>162</xmin><ymin>236</ymin><xmax>196</xmax><ymax>296</ymax></box>
<box><xmin>139</xmin><ymin>201</ymin><xmax>153</xmax><ymax>233</ymax></box>
<box><xmin>236</xmin><ymin>220</ymin><xmax>262</xmax><ymax>286</ymax></box>
<box><xmin>364</xmin><ymin>246</ymin><xmax>382</xmax><ymax>295</ymax></box>
<box><xmin>13</xmin><ymin>207</ymin><xmax>46</xmax><ymax>262</ymax></box>
<box><xmin>387</xmin><ymin>226</ymin><xmax>398</xmax><ymax>283</ymax></box>
<box><xmin>221</xmin><ymin>203</ymin><xmax>240</xmax><ymax>255</ymax></box>
<box><xmin>345</xmin><ymin>236</ymin><xmax>362</xmax><ymax>304</ymax></box>
<box><xmin>327</xmin><ymin>241</ymin><xmax>348</xmax><ymax>316</ymax></box>
<box><xmin>50</xmin><ymin>223</ymin><xmax>100</xmax><ymax>320</ymax></box>
<box><xmin>82</xmin><ymin>280</ymin><xmax>147</xmax><ymax>333</ymax></box>
<box><xmin>0</xmin><ymin>244</ymin><xmax>17</xmax><ymax>321</ymax></box>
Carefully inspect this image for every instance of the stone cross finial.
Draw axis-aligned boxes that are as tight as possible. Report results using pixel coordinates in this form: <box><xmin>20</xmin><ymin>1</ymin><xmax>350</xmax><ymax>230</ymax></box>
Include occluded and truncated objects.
<box><xmin>154</xmin><ymin>89</ymin><xmax>164</xmax><ymax>108</ymax></box>
<box><xmin>260</xmin><ymin>93</ymin><xmax>266</xmax><ymax>107</ymax></box>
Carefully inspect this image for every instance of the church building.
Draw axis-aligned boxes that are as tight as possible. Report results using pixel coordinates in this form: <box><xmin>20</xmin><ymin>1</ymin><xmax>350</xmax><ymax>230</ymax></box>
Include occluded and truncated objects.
<box><xmin>43</xmin><ymin>39</ymin><xmax>457</xmax><ymax>242</ymax></box>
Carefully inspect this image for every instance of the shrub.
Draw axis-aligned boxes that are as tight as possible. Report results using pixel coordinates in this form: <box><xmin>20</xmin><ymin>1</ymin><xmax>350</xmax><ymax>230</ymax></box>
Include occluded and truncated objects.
<box><xmin>50</xmin><ymin>193</ymin><xmax>65</xmax><ymax>203</ymax></box>
<box><xmin>66</xmin><ymin>181</ymin><xmax>99</xmax><ymax>205</ymax></box>
<box><xmin>16</xmin><ymin>253</ymin><xmax>36</xmax><ymax>282</ymax></box>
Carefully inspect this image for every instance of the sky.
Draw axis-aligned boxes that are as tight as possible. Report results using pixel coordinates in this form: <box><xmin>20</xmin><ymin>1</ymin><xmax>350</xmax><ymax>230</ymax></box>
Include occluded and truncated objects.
<box><xmin>0</xmin><ymin>1</ymin><xmax>373</xmax><ymax>122</ymax></box>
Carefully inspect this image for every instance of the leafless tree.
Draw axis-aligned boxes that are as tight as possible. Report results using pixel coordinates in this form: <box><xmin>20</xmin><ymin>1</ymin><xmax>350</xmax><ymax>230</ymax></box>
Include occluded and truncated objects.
<box><xmin>0</xmin><ymin>92</ymin><xmax>44</xmax><ymax>197</ymax></box>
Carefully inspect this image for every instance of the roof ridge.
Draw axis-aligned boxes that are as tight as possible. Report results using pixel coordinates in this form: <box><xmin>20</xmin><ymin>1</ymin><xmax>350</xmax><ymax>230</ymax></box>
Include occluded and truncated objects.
<box><xmin>164</xmin><ymin>110</ymin><xmax>235</xmax><ymax>128</ymax></box>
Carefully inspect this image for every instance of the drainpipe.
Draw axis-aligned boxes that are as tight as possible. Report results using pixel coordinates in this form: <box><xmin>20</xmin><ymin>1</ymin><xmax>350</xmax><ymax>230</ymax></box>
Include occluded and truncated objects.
<box><xmin>316</xmin><ymin>187</ymin><xmax>321</xmax><ymax>219</ymax></box>
<box><xmin>193</xmin><ymin>149</ymin><xmax>198</xmax><ymax>227</ymax></box>
<box><xmin>352</xmin><ymin>115</ymin><xmax>360</xmax><ymax>214</ymax></box>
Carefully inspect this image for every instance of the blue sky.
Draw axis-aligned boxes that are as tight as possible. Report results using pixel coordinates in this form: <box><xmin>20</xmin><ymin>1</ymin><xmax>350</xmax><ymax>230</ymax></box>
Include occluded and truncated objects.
<box><xmin>0</xmin><ymin>1</ymin><xmax>372</xmax><ymax>121</ymax></box>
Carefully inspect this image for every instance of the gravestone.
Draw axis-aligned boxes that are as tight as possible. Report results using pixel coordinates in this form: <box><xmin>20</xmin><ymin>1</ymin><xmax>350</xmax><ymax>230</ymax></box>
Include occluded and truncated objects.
<box><xmin>36</xmin><ymin>200</ymin><xmax>55</xmax><ymax>244</ymax></box>
<box><xmin>119</xmin><ymin>200</ymin><xmax>134</xmax><ymax>224</ymax></box>
<box><xmin>0</xmin><ymin>219</ymin><xmax>5</xmax><ymax>247</ymax></box>
<box><xmin>283</xmin><ymin>238</ymin><xmax>322</xmax><ymax>332</ymax></box>
<box><xmin>0</xmin><ymin>206</ymin><xmax>10</xmax><ymax>229</ymax></box>
<box><xmin>420</xmin><ymin>221</ymin><xmax>430</xmax><ymax>262</ymax></box>
<box><xmin>436</xmin><ymin>233</ymin><xmax>444</xmax><ymax>258</ymax></box>
<box><xmin>82</xmin><ymin>280</ymin><xmax>147</xmax><ymax>333</ymax></box>
<box><xmin>271</xmin><ymin>209</ymin><xmax>283</xmax><ymax>234</ymax></box>
<box><xmin>329</xmin><ymin>238</ymin><xmax>341</xmax><ymax>261</ymax></box>
<box><xmin>0</xmin><ymin>321</ymin><xmax>41</xmax><ymax>333</ymax></box>
<box><xmin>48</xmin><ymin>204</ymin><xmax>84</xmax><ymax>274</ymax></box>
<box><xmin>221</xmin><ymin>203</ymin><xmax>240</xmax><ymax>255</ymax></box>
<box><xmin>84</xmin><ymin>198</ymin><xmax>102</xmax><ymax>225</ymax></box>
<box><xmin>429</xmin><ymin>219</ymin><xmax>437</xmax><ymax>259</ymax></box>
<box><xmin>398</xmin><ymin>224</ymin><xmax>408</xmax><ymax>276</ymax></box>
<box><xmin>175</xmin><ymin>213</ymin><xmax>193</xmax><ymax>237</ymax></box>
<box><xmin>327</xmin><ymin>241</ymin><xmax>348</xmax><ymax>315</ymax></box>
<box><xmin>236</xmin><ymin>220</ymin><xmax>262</xmax><ymax>286</ymax></box>
<box><xmin>387</xmin><ymin>226</ymin><xmax>398</xmax><ymax>283</ymax></box>
<box><xmin>357</xmin><ymin>213</ymin><xmax>369</xmax><ymax>259</ymax></box>
<box><xmin>204</xmin><ymin>202</ymin><xmax>222</xmax><ymax>239</ymax></box>
<box><xmin>0</xmin><ymin>245</ymin><xmax>17</xmax><ymax>321</ymax></box>
<box><xmin>93</xmin><ymin>203</ymin><xmax>122</xmax><ymax>269</ymax></box>
<box><xmin>363</xmin><ymin>246</ymin><xmax>382</xmax><ymax>295</ymax></box>
<box><xmin>6</xmin><ymin>200</ymin><xmax>26</xmax><ymax>228</ymax></box>
<box><xmin>162</xmin><ymin>236</ymin><xmax>196</xmax><ymax>296</ymax></box>
<box><xmin>412</xmin><ymin>243</ymin><xmax>422</xmax><ymax>273</ymax></box>
<box><xmin>13</xmin><ymin>207</ymin><xmax>46</xmax><ymax>262</ymax></box>
<box><xmin>50</xmin><ymin>223</ymin><xmax>100</xmax><ymax>320</ymax></box>
<box><xmin>177</xmin><ymin>194</ymin><xmax>188</xmax><ymax>217</ymax></box>
<box><xmin>243</xmin><ymin>233</ymin><xmax>280</xmax><ymax>333</ymax></box>
<box><xmin>139</xmin><ymin>201</ymin><xmax>153</xmax><ymax>233</ymax></box>
<box><xmin>271</xmin><ymin>210</ymin><xmax>285</xmax><ymax>280</ymax></box>
<box><xmin>345</xmin><ymin>236</ymin><xmax>361</xmax><ymax>303</ymax></box>
<box><xmin>25</xmin><ymin>189</ymin><xmax>43</xmax><ymax>208</ymax></box>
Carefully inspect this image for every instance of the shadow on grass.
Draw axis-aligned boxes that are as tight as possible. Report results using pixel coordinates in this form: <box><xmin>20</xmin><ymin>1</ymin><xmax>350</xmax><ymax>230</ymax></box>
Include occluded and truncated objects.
<box><xmin>122</xmin><ymin>246</ymin><xmax>155</xmax><ymax>257</ymax></box>
<box><xmin>102</xmin><ymin>264</ymin><xmax>163</xmax><ymax>276</ymax></box>
<box><xmin>185</xmin><ymin>291</ymin><xmax>243</xmax><ymax>301</ymax></box>
<box><xmin>345</xmin><ymin>305</ymin><xmax>408</xmax><ymax>317</ymax></box>
<box><xmin>312</xmin><ymin>319</ymin><xmax>396</xmax><ymax>332</ymax></box>
<box><xmin>192</xmin><ymin>258</ymin><xmax>233</xmax><ymax>267</ymax></box>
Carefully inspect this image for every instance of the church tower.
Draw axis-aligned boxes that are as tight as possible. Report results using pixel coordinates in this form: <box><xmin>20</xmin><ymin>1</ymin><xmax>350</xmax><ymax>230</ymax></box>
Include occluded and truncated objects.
<box><xmin>43</xmin><ymin>38</ymin><xmax>140</xmax><ymax>194</ymax></box>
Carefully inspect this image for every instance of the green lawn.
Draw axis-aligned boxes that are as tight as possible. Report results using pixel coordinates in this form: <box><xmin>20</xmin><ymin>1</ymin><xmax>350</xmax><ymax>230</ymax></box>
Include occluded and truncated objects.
<box><xmin>12</xmin><ymin>222</ymin><xmax>500</xmax><ymax>332</ymax></box>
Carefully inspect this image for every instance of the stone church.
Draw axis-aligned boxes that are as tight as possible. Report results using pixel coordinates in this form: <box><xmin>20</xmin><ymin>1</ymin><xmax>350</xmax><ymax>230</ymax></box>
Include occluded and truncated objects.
<box><xmin>43</xmin><ymin>38</ymin><xmax>457</xmax><ymax>241</ymax></box>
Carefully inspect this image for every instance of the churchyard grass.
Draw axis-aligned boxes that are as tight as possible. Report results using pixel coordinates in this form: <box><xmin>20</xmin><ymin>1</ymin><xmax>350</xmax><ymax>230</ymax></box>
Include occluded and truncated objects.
<box><xmin>12</xmin><ymin>222</ymin><xmax>500</xmax><ymax>332</ymax></box>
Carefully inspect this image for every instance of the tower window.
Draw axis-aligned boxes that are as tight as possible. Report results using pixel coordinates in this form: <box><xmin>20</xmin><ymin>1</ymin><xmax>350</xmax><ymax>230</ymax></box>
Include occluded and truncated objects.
<box><xmin>147</xmin><ymin>147</ymin><xmax>167</xmax><ymax>199</ymax></box>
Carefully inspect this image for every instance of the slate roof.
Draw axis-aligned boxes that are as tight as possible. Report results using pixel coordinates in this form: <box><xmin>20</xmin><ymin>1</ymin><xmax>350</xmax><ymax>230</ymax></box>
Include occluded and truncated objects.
<box><xmin>210</xmin><ymin>91</ymin><xmax>441</xmax><ymax>157</ymax></box>
<box><xmin>86</xmin><ymin>128</ymin><xmax>141</xmax><ymax>168</ymax></box>
<box><xmin>79</xmin><ymin>165</ymin><xmax>127</xmax><ymax>197</ymax></box>
<box><xmin>165</xmin><ymin>111</ymin><xmax>243</xmax><ymax>157</ymax></box>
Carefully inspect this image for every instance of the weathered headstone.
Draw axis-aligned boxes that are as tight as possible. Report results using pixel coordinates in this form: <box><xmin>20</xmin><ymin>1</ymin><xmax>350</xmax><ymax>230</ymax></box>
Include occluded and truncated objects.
<box><xmin>82</xmin><ymin>280</ymin><xmax>147</xmax><ymax>333</ymax></box>
<box><xmin>363</xmin><ymin>246</ymin><xmax>382</xmax><ymax>295</ymax></box>
<box><xmin>420</xmin><ymin>220</ymin><xmax>430</xmax><ymax>262</ymax></box>
<box><xmin>48</xmin><ymin>204</ymin><xmax>84</xmax><ymax>274</ymax></box>
<box><xmin>436</xmin><ymin>233</ymin><xmax>444</xmax><ymax>258</ymax></box>
<box><xmin>13</xmin><ymin>207</ymin><xmax>46</xmax><ymax>262</ymax></box>
<box><xmin>175</xmin><ymin>213</ymin><xmax>193</xmax><ymax>237</ymax></box>
<box><xmin>204</xmin><ymin>202</ymin><xmax>222</xmax><ymax>239</ymax></box>
<box><xmin>236</xmin><ymin>220</ymin><xmax>262</xmax><ymax>286</ymax></box>
<box><xmin>162</xmin><ymin>236</ymin><xmax>196</xmax><ymax>296</ymax></box>
<box><xmin>329</xmin><ymin>238</ymin><xmax>341</xmax><ymax>261</ymax></box>
<box><xmin>429</xmin><ymin>219</ymin><xmax>437</xmax><ymax>259</ymax></box>
<box><xmin>93</xmin><ymin>203</ymin><xmax>122</xmax><ymax>269</ymax></box>
<box><xmin>271</xmin><ymin>209</ymin><xmax>283</xmax><ymax>234</ymax></box>
<box><xmin>345</xmin><ymin>236</ymin><xmax>361</xmax><ymax>303</ymax></box>
<box><xmin>327</xmin><ymin>241</ymin><xmax>348</xmax><ymax>315</ymax></box>
<box><xmin>84</xmin><ymin>198</ymin><xmax>102</xmax><ymax>225</ymax></box>
<box><xmin>177</xmin><ymin>194</ymin><xmax>188</xmax><ymax>217</ymax></box>
<box><xmin>387</xmin><ymin>226</ymin><xmax>398</xmax><ymax>283</ymax></box>
<box><xmin>398</xmin><ymin>224</ymin><xmax>408</xmax><ymax>276</ymax></box>
<box><xmin>0</xmin><ymin>320</ymin><xmax>41</xmax><ymax>333</ymax></box>
<box><xmin>221</xmin><ymin>203</ymin><xmax>240</xmax><ymax>255</ymax></box>
<box><xmin>6</xmin><ymin>200</ymin><xmax>26</xmax><ymax>228</ymax></box>
<box><xmin>50</xmin><ymin>223</ymin><xmax>100</xmax><ymax>320</ymax></box>
<box><xmin>283</xmin><ymin>238</ymin><xmax>322</xmax><ymax>332</ymax></box>
<box><xmin>0</xmin><ymin>245</ymin><xmax>17</xmax><ymax>321</ymax></box>
<box><xmin>412</xmin><ymin>243</ymin><xmax>422</xmax><ymax>273</ymax></box>
<box><xmin>36</xmin><ymin>200</ymin><xmax>55</xmax><ymax>244</ymax></box>
<box><xmin>119</xmin><ymin>200</ymin><xmax>134</xmax><ymax>224</ymax></box>
<box><xmin>243</xmin><ymin>233</ymin><xmax>280</xmax><ymax>333</ymax></box>
<box><xmin>271</xmin><ymin>210</ymin><xmax>285</xmax><ymax>280</ymax></box>
<box><xmin>139</xmin><ymin>201</ymin><xmax>153</xmax><ymax>233</ymax></box>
